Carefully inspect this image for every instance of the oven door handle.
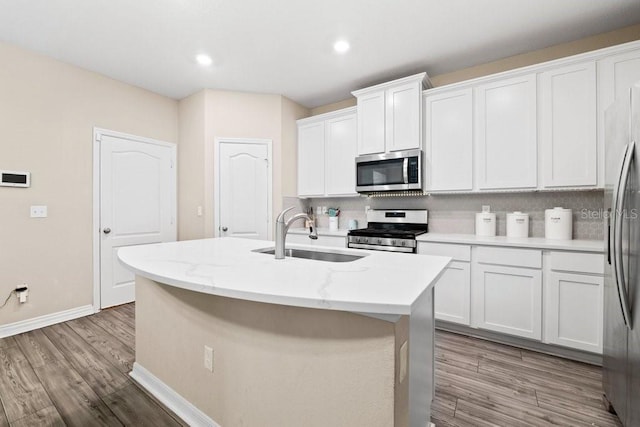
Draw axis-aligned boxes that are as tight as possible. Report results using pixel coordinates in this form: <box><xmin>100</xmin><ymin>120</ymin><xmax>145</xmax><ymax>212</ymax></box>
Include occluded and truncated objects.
<box><xmin>403</xmin><ymin>158</ymin><xmax>409</xmax><ymax>184</ymax></box>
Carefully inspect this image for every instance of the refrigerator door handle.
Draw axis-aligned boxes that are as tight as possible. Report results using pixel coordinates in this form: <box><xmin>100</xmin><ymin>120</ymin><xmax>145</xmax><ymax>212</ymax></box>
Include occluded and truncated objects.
<box><xmin>612</xmin><ymin>141</ymin><xmax>634</xmax><ymax>329</ymax></box>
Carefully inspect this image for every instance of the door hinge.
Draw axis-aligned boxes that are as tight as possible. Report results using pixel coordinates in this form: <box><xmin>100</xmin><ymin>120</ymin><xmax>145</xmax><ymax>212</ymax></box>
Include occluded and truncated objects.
<box><xmin>95</xmin><ymin>134</ymin><xmax>102</xmax><ymax>142</ymax></box>
<box><xmin>170</xmin><ymin>159</ymin><xmax>174</xmax><ymax>168</ymax></box>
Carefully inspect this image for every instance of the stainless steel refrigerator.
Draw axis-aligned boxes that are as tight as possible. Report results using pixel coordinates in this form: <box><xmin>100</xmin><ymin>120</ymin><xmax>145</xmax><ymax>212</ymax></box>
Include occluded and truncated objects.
<box><xmin>603</xmin><ymin>82</ymin><xmax>640</xmax><ymax>426</ymax></box>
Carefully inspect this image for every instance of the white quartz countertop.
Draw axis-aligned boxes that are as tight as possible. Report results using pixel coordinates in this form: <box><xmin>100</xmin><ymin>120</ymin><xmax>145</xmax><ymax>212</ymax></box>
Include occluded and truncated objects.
<box><xmin>288</xmin><ymin>227</ymin><xmax>349</xmax><ymax>237</ymax></box>
<box><xmin>417</xmin><ymin>233</ymin><xmax>604</xmax><ymax>253</ymax></box>
<box><xmin>118</xmin><ymin>237</ymin><xmax>450</xmax><ymax>315</ymax></box>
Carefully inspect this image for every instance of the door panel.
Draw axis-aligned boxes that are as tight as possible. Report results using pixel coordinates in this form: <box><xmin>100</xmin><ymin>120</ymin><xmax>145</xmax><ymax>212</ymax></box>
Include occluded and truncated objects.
<box><xmin>219</xmin><ymin>142</ymin><xmax>269</xmax><ymax>240</ymax></box>
<box><xmin>100</xmin><ymin>134</ymin><xmax>175</xmax><ymax>309</ymax></box>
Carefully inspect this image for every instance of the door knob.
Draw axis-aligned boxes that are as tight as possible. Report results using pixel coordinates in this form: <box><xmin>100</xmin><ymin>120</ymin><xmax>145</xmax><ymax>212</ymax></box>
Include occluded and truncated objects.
<box><xmin>221</xmin><ymin>226</ymin><xmax>228</xmax><ymax>232</ymax></box>
<box><xmin>103</xmin><ymin>228</ymin><xmax>111</xmax><ymax>234</ymax></box>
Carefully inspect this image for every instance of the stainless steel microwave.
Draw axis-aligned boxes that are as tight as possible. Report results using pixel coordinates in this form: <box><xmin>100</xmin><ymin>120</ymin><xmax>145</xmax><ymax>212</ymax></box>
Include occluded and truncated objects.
<box><xmin>355</xmin><ymin>149</ymin><xmax>422</xmax><ymax>193</ymax></box>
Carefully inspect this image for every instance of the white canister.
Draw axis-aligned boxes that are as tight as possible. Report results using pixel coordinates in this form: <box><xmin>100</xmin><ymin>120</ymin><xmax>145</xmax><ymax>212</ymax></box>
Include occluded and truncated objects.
<box><xmin>545</xmin><ymin>207</ymin><xmax>572</xmax><ymax>240</ymax></box>
<box><xmin>475</xmin><ymin>212</ymin><xmax>496</xmax><ymax>237</ymax></box>
<box><xmin>506</xmin><ymin>212</ymin><xmax>529</xmax><ymax>238</ymax></box>
<box><xmin>329</xmin><ymin>216</ymin><xmax>339</xmax><ymax>231</ymax></box>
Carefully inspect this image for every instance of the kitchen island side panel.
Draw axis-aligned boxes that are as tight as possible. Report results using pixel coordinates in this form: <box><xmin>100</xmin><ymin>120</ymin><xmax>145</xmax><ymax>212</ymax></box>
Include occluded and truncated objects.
<box><xmin>134</xmin><ymin>275</ymin><xmax>407</xmax><ymax>427</ymax></box>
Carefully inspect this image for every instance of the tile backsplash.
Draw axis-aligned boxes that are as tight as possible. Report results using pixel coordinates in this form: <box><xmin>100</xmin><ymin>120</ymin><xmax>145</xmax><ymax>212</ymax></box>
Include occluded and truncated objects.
<box><xmin>286</xmin><ymin>190</ymin><xmax>605</xmax><ymax>240</ymax></box>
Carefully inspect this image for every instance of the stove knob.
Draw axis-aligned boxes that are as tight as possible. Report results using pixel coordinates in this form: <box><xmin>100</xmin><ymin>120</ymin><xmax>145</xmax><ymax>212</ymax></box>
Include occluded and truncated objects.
<box><xmin>391</xmin><ymin>240</ymin><xmax>396</xmax><ymax>246</ymax></box>
<box><xmin>401</xmin><ymin>241</ymin><xmax>406</xmax><ymax>246</ymax></box>
<box><xmin>377</xmin><ymin>239</ymin><xmax>382</xmax><ymax>244</ymax></box>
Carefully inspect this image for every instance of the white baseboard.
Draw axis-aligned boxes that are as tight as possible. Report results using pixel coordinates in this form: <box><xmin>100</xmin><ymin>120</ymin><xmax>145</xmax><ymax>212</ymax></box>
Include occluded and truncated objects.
<box><xmin>130</xmin><ymin>362</ymin><xmax>219</xmax><ymax>427</ymax></box>
<box><xmin>0</xmin><ymin>304</ymin><xmax>95</xmax><ymax>339</ymax></box>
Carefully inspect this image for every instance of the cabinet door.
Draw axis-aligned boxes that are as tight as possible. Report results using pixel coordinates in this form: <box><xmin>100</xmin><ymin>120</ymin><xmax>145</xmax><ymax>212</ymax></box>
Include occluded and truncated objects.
<box><xmin>540</xmin><ymin>62</ymin><xmax>597</xmax><ymax>188</ymax></box>
<box><xmin>434</xmin><ymin>261</ymin><xmax>471</xmax><ymax>325</ymax></box>
<box><xmin>425</xmin><ymin>88</ymin><xmax>473</xmax><ymax>191</ymax></box>
<box><xmin>325</xmin><ymin>113</ymin><xmax>357</xmax><ymax>196</ymax></box>
<box><xmin>385</xmin><ymin>82</ymin><xmax>422</xmax><ymax>152</ymax></box>
<box><xmin>475</xmin><ymin>74</ymin><xmax>537</xmax><ymax>189</ymax></box>
<box><xmin>598</xmin><ymin>49</ymin><xmax>640</xmax><ymax>188</ymax></box>
<box><xmin>472</xmin><ymin>263</ymin><xmax>542</xmax><ymax>340</ymax></box>
<box><xmin>357</xmin><ymin>91</ymin><xmax>385</xmax><ymax>155</ymax></box>
<box><xmin>544</xmin><ymin>271</ymin><xmax>603</xmax><ymax>353</ymax></box>
<box><xmin>297</xmin><ymin>122</ymin><xmax>325</xmax><ymax>196</ymax></box>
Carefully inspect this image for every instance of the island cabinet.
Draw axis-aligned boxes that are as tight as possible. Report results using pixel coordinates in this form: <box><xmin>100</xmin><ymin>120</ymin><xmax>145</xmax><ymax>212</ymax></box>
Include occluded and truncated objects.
<box><xmin>352</xmin><ymin>73</ymin><xmax>429</xmax><ymax>155</ymax></box>
<box><xmin>297</xmin><ymin>107</ymin><xmax>357</xmax><ymax>197</ymax></box>
<box><xmin>539</xmin><ymin>61</ymin><xmax>597</xmax><ymax>188</ymax></box>
<box><xmin>424</xmin><ymin>87</ymin><xmax>473</xmax><ymax>192</ymax></box>
<box><xmin>418</xmin><ymin>242</ymin><xmax>471</xmax><ymax>325</ymax></box>
<box><xmin>119</xmin><ymin>237</ymin><xmax>450</xmax><ymax>427</ymax></box>
<box><xmin>471</xmin><ymin>246</ymin><xmax>543</xmax><ymax>340</ymax></box>
<box><xmin>543</xmin><ymin>251</ymin><xmax>604</xmax><ymax>353</ymax></box>
<box><xmin>475</xmin><ymin>73</ymin><xmax>538</xmax><ymax>190</ymax></box>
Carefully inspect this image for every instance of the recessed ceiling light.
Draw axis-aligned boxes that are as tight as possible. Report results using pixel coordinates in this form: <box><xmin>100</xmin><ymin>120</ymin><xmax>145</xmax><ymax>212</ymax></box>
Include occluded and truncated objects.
<box><xmin>333</xmin><ymin>40</ymin><xmax>350</xmax><ymax>54</ymax></box>
<box><xmin>195</xmin><ymin>54</ymin><xmax>213</xmax><ymax>66</ymax></box>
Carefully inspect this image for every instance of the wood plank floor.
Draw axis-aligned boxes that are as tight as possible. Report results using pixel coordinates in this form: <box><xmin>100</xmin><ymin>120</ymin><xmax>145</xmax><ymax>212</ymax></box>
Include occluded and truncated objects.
<box><xmin>0</xmin><ymin>305</ymin><xmax>182</xmax><ymax>426</ymax></box>
<box><xmin>0</xmin><ymin>304</ymin><xmax>623</xmax><ymax>426</ymax></box>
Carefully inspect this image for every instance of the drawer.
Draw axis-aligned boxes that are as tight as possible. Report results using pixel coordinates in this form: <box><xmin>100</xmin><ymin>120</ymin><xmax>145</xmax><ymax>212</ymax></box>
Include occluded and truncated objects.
<box><xmin>548</xmin><ymin>251</ymin><xmax>604</xmax><ymax>275</ymax></box>
<box><xmin>475</xmin><ymin>246</ymin><xmax>541</xmax><ymax>269</ymax></box>
<box><xmin>418</xmin><ymin>242</ymin><xmax>471</xmax><ymax>262</ymax></box>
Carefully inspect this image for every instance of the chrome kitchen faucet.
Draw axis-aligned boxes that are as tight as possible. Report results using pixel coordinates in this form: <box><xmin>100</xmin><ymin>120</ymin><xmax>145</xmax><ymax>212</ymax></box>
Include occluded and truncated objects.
<box><xmin>275</xmin><ymin>207</ymin><xmax>317</xmax><ymax>259</ymax></box>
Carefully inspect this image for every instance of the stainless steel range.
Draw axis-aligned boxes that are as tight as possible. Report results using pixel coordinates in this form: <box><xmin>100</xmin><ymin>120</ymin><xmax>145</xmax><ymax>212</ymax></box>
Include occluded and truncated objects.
<box><xmin>347</xmin><ymin>209</ymin><xmax>428</xmax><ymax>253</ymax></box>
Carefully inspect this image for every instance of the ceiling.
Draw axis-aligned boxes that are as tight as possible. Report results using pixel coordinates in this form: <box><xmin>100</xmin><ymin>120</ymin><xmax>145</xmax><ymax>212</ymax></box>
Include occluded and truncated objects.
<box><xmin>1</xmin><ymin>1</ymin><xmax>640</xmax><ymax>108</ymax></box>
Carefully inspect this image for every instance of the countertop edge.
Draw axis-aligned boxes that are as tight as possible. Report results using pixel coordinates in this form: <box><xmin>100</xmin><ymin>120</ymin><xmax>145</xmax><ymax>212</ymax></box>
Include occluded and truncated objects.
<box><xmin>416</xmin><ymin>233</ymin><xmax>604</xmax><ymax>252</ymax></box>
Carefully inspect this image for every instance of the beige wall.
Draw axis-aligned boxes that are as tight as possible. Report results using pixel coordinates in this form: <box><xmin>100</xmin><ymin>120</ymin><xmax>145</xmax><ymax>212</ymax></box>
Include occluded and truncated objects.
<box><xmin>311</xmin><ymin>23</ymin><xmax>640</xmax><ymax>115</ymax></box>
<box><xmin>177</xmin><ymin>92</ymin><xmax>206</xmax><ymax>241</ymax></box>
<box><xmin>136</xmin><ymin>275</ymin><xmax>404</xmax><ymax>426</ymax></box>
<box><xmin>177</xmin><ymin>90</ymin><xmax>309</xmax><ymax>240</ymax></box>
<box><xmin>0</xmin><ymin>42</ymin><xmax>178</xmax><ymax>325</ymax></box>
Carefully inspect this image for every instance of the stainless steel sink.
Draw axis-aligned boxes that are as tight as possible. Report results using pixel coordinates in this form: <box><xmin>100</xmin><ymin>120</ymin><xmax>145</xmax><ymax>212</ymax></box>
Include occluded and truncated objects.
<box><xmin>252</xmin><ymin>247</ymin><xmax>366</xmax><ymax>262</ymax></box>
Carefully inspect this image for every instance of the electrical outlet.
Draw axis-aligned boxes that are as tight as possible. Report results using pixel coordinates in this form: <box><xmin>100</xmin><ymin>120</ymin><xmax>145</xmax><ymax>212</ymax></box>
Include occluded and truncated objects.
<box><xmin>17</xmin><ymin>289</ymin><xmax>28</xmax><ymax>303</ymax></box>
<box><xmin>204</xmin><ymin>345</ymin><xmax>214</xmax><ymax>372</ymax></box>
<box><xmin>30</xmin><ymin>205</ymin><xmax>47</xmax><ymax>218</ymax></box>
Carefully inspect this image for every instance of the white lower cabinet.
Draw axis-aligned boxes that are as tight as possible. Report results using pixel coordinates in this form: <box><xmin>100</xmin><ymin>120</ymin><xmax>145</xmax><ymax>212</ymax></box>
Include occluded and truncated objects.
<box><xmin>286</xmin><ymin>233</ymin><xmax>346</xmax><ymax>248</ymax></box>
<box><xmin>543</xmin><ymin>251</ymin><xmax>604</xmax><ymax>353</ymax></box>
<box><xmin>472</xmin><ymin>262</ymin><xmax>542</xmax><ymax>340</ymax></box>
<box><xmin>471</xmin><ymin>247</ymin><xmax>543</xmax><ymax>340</ymax></box>
<box><xmin>418</xmin><ymin>243</ymin><xmax>471</xmax><ymax>325</ymax></box>
<box><xmin>415</xmin><ymin>241</ymin><xmax>604</xmax><ymax>354</ymax></box>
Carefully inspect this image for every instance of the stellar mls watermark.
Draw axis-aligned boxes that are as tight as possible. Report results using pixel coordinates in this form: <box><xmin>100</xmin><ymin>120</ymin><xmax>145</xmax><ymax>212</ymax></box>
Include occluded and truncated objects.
<box><xmin>581</xmin><ymin>208</ymin><xmax>638</xmax><ymax>220</ymax></box>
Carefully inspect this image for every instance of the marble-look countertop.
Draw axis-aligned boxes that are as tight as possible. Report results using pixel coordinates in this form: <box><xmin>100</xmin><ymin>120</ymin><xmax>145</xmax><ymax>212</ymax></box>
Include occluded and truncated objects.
<box><xmin>417</xmin><ymin>233</ymin><xmax>604</xmax><ymax>253</ymax></box>
<box><xmin>118</xmin><ymin>237</ymin><xmax>450</xmax><ymax>315</ymax></box>
<box><xmin>288</xmin><ymin>227</ymin><xmax>349</xmax><ymax>237</ymax></box>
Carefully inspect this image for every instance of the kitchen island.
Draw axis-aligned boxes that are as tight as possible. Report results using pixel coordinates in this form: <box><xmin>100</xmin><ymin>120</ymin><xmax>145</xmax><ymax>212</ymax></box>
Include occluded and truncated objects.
<box><xmin>118</xmin><ymin>237</ymin><xmax>450</xmax><ymax>427</ymax></box>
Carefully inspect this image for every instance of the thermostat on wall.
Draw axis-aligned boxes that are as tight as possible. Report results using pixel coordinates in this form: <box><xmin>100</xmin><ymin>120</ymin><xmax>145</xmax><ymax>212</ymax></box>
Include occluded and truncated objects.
<box><xmin>0</xmin><ymin>170</ymin><xmax>30</xmax><ymax>187</ymax></box>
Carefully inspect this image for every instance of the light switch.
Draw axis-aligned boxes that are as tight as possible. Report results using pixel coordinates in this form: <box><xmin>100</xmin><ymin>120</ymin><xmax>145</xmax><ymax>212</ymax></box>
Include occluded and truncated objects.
<box><xmin>30</xmin><ymin>205</ymin><xmax>47</xmax><ymax>218</ymax></box>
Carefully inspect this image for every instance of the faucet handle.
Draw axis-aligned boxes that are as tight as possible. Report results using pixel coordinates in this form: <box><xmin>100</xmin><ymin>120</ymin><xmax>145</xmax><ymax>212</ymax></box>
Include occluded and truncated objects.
<box><xmin>276</xmin><ymin>206</ymin><xmax>296</xmax><ymax>222</ymax></box>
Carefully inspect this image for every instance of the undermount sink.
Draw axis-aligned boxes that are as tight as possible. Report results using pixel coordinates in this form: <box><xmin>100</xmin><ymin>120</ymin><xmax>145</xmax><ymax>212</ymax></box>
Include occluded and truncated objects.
<box><xmin>253</xmin><ymin>247</ymin><xmax>366</xmax><ymax>263</ymax></box>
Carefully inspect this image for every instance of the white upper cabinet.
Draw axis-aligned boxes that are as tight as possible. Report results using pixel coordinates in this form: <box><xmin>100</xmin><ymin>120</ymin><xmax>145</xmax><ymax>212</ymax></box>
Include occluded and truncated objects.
<box><xmin>425</xmin><ymin>88</ymin><xmax>473</xmax><ymax>192</ymax></box>
<box><xmin>356</xmin><ymin>91</ymin><xmax>385</xmax><ymax>155</ymax></box>
<box><xmin>598</xmin><ymin>48</ymin><xmax>640</xmax><ymax>187</ymax></box>
<box><xmin>475</xmin><ymin>74</ymin><xmax>538</xmax><ymax>190</ymax></box>
<box><xmin>539</xmin><ymin>61</ymin><xmax>597</xmax><ymax>188</ymax></box>
<box><xmin>353</xmin><ymin>73</ymin><xmax>429</xmax><ymax>155</ymax></box>
<box><xmin>297</xmin><ymin>107</ymin><xmax>358</xmax><ymax>198</ymax></box>
<box><xmin>385</xmin><ymin>81</ymin><xmax>423</xmax><ymax>152</ymax></box>
<box><xmin>325</xmin><ymin>113</ymin><xmax>358</xmax><ymax>195</ymax></box>
<box><xmin>297</xmin><ymin>121</ymin><xmax>325</xmax><ymax>197</ymax></box>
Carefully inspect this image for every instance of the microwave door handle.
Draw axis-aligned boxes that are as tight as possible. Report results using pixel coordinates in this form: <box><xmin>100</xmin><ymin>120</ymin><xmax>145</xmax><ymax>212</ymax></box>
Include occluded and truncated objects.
<box><xmin>613</xmin><ymin>141</ymin><xmax>634</xmax><ymax>329</ymax></box>
<box><xmin>403</xmin><ymin>158</ymin><xmax>409</xmax><ymax>184</ymax></box>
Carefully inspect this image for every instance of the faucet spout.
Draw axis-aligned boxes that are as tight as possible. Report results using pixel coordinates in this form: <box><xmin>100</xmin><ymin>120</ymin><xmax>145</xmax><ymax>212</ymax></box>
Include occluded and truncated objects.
<box><xmin>275</xmin><ymin>207</ymin><xmax>316</xmax><ymax>259</ymax></box>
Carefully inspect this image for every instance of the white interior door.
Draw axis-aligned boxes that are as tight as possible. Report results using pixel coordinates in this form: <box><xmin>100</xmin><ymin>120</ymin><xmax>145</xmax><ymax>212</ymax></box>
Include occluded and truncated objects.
<box><xmin>99</xmin><ymin>133</ymin><xmax>176</xmax><ymax>309</ymax></box>
<box><xmin>217</xmin><ymin>140</ymin><xmax>271</xmax><ymax>240</ymax></box>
